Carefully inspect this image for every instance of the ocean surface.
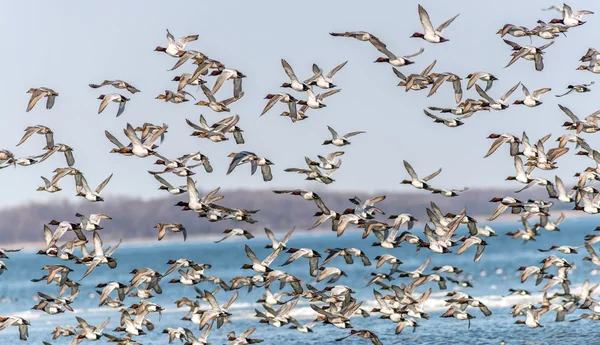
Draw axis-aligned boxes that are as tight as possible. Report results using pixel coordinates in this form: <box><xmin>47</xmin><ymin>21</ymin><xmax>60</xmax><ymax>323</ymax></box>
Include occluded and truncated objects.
<box><xmin>0</xmin><ymin>216</ymin><xmax>599</xmax><ymax>345</ymax></box>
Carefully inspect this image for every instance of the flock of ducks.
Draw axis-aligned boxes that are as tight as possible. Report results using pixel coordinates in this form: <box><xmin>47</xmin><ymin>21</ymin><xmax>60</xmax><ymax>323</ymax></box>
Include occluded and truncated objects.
<box><xmin>3</xmin><ymin>3</ymin><xmax>600</xmax><ymax>345</ymax></box>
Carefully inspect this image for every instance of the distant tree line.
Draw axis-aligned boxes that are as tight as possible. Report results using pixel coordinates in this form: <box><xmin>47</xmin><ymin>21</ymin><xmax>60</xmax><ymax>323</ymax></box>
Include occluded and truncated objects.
<box><xmin>0</xmin><ymin>187</ymin><xmax>567</xmax><ymax>245</ymax></box>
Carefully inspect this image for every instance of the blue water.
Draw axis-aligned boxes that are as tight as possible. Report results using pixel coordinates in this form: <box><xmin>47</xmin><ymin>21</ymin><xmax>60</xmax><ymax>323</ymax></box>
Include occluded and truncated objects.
<box><xmin>0</xmin><ymin>216</ymin><xmax>598</xmax><ymax>344</ymax></box>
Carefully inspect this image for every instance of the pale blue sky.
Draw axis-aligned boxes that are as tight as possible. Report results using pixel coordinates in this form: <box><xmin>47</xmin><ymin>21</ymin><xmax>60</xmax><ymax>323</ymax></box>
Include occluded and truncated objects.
<box><xmin>0</xmin><ymin>1</ymin><xmax>597</xmax><ymax>207</ymax></box>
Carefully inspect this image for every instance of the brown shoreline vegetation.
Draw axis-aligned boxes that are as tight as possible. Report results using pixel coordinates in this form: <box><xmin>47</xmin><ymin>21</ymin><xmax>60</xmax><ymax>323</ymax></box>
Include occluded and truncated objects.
<box><xmin>0</xmin><ymin>187</ymin><xmax>569</xmax><ymax>245</ymax></box>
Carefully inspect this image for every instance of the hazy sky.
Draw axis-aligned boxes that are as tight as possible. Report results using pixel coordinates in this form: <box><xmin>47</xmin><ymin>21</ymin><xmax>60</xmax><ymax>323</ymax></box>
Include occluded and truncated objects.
<box><xmin>0</xmin><ymin>1</ymin><xmax>598</xmax><ymax>208</ymax></box>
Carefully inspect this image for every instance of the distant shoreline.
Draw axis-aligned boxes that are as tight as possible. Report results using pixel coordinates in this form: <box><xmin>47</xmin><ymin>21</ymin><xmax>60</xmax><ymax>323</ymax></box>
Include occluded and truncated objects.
<box><xmin>15</xmin><ymin>209</ymin><xmax>597</xmax><ymax>252</ymax></box>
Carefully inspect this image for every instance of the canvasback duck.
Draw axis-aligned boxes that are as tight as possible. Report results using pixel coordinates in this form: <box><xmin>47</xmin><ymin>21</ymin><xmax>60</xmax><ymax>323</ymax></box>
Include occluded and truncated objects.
<box><xmin>513</xmin><ymin>84</ymin><xmax>551</xmax><ymax>107</ymax></box>
<box><xmin>423</xmin><ymin>109</ymin><xmax>471</xmax><ymax>127</ymax></box>
<box><xmin>210</xmin><ymin>68</ymin><xmax>246</xmax><ymax>97</ymax></box>
<box><xmin>428</xmin><ymin>72</ymin><xmax>463</xmax><ymax>103</ymax></box>
<box><xmin>322</xmin><ymin>126</ymin><xmax>365</xmax><ymax>146</ymax></box>
<box><xmin>476</xmin><ymin>82</ymin><xmax>520</xmax><ymax>111</ymax></box>
<box><xmin>196</xmin><ymin>84</ymin><xmax>243</xmax><ymax>113</ymax></box>
<box><xmin>298</xmin><ymin>87</ymin><xmax>341</xmax><ymax>109</ymax></box>
<box><xmin>372</xmin><ymin>38</ymin><xmax>424</xmax><ymax>67</ymax></box>
<box><xmin>577</xmin><ymin>61</ymin><xmax>600</xmax><ymax>74</ymax></box>
<box><xmin>504</xmin><ymin>39</ymin><xmax>554</xmax><ymax>71</ymax></box>
<box><xmin>280</xmin><ymin>59</ymin><xmax>310</xmax><ymax>91</ymax></box>
<box><xmin>0</xmin><ymin>316</ymin><xmax>30</xmax><ymax>340</ymax></box>
<box><xmin>188</xmin><ymin>114</ymin><xmax>240</xmax><ymax>142</ymax></box>
<box><xmin>581</xmin><ymin>48</ymin><xmax>600</xmax><ymax>62</ymax></box>
<box><xmin>556</xmin><ymin>81</ymin><xmax>594</xmax><ymax>97</ymax></box>
<box><xmin>97</xmin><ymin>94</ymin><xmax>129</xmax><ymax>117</ymax></box>
<box><xmin>307</xmin><ymin>61</ymin><xmax>347</xmax><ymax>89</ymax></box>
<box><xmin>401</xmin><ymin>160</ymin><xmax>441</xmax><ymax>190</ymax></box>
<box><xmin>168</xmin><ymin>49</ymin><xmax>207</xmax><ymax>71</ymax></box>
<box><xmin>497</xmin><ymin>24</ymin><xmax>533</xmax><ymax>38</ymax></box>
<box><xmin>89</xmin><ymin>80</ymin><xmax>140</xmax><ymax>93</ymax></box>
<box><xmin>17</xmin><ymin>125</ymin><xmax>54</xmax><ymax>150</ymax></box>
<box><xmin>335</xmin><ymin>330</ymin><xmax>382</xmax><ymax>345</ymax></box>
<box><xmin>26</xmin><ymin>87</ymin><xmax>58</xmax><ymax>112</ymax></box>
<box><xmin>37</xmin><ymin>176</ymin><xmax>61</xmax><ymax>193</ymax></box>
<box><xmin>466</xmin><ymin>72</ymin><xmax>497</xmax><ymax>91</ymax></box>
<box><xmin>412</xmin><ymin>4</ymin><xmax>459</xmax><ymax>43</ymax></box>
<box><xmin>330</xmin><ymin>30</ymin><xmax>381</xmax><ymax>41</ymax></box>
<box><xmin>261</xmin><ymin>93</ymin><xmax>298</xmax><ymax>116</ymax></box>
<box><xmin>394</xmin><ymin>60</ymin><xmax>436</xmax><ymax>91</ymax></box>
<box><xmin>155</xmin><ymin>29</ymin><xmax>199</xmax><ymax>57</ymax></box>
<box><xmin>156</xmin><ymin>89</ymin><xmax>195</xmax><ymax>103</ymax></box>
<box><xmin>172</xmin><ymin>73</ymin><xmax>206</xmax><ymax>91</ymax></box>
<box><xmin>77</xmin><ymin>174</ymin><xmax>113</xmax><ymax>202</ymax></box>
<box><xmin>533</xmin><ymin>20</ymin><xmax>568</xmax><ymax>39</ymax></box>
<box><xmin>550</xmin><ymin>4</ymin><xmax>593</xmax><ymax>27</ymax></box>
<box><xmin>155</xmin><ymin>223</ymin><xmax>187</xmax><ymax>241</ymax></box>
<box><xmin>38</xmin><ymin>143</ymin><xmax>75</xmax><ymax>167</ymax></box>
<box><xmin>227</xmin><ymin>151</ymin><xmax>274</xmax><ymax>181</ymax></box>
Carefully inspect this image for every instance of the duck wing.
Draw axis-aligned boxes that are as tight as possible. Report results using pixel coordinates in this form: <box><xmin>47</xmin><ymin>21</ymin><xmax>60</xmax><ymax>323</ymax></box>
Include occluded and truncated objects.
<box><xmin>233</xmin><ymin>79</ymin><xmax>243</xmax><ymax>98</ymax></box>
<box><xmin>505</xmin><ymin>48</ymin><xmax>530</xmax><ymax>68</ymax></box>
<box><xmin>423</xmin><ymin>109</ymin><xmax>443</xmax><ymax>121</ymax></box>
<box><xmin>475</xmin><ymin>84</ymin><xmax>495</xmax><ymax>104</ymax></box>
<box><xmin>534</xmin><ymin>53</ymin><xmax>544</xmax><ymax>71</ymax></box>
<box><xmin>436</xmin><ymin>13</ymin><xmax>460</xmax><ymax>33</ymax></box>
<box><xmin>585</xmin><ymin>242</ymin><xmax>599</xmax><ymax>259</ymax></box>
<box><xmin>501</xmin><ymin>82</ymin><xmax>521</xmax><ymax>102</ymax></box>
<box><xmin>200</xmin><ymin>84</ymin><xmax>217</xmax><ymax>103</ymax></box>
<box><xmin>427</xmin><ymin>74</ymin><xmax>451</xmax><ymax>98</ymax></box>
<box><xmin>186</xmin><ymin>177</ymin><xmax>199</xmax><ymax>202</ymax></box>
<box><xmin>244</xmin><ymin>245</ymin><xmax>261</xmax><ymax>265</ymax></box>
<box><xmin>227</xmin><ymin>152</ymin><xmax>249</xmax><ymax>175</ymax></box>
<box><xmin>16</xmin><ymin>127</ymin><xmax>38</xmax><ymax>147</ymax></box>
<box><xmin>503</xmin><ymin>39</ymin><xmax>522</xmax><ymax>50</ymax></box>
<box><xmin>371</xmin><ymin>38</ymin><xmax>396</xmax><ymax>59</ymax></box>
<box><xmin>26</xmin><ymin>89</ymin><xmax>46</xmax><ymax>112</ymax></box>
<box><xmin>64</xmin><ymin>150</ymin><xmax>75</xmax><ymax>167</ymax></box>
<box><xmin>95</xmin><ymin>174</ymin><xmax>113</xmax><ymax>194</ymax></box>
<box><xmin>123</xmin><ymin>123</ymin><xmax>143</xmax><ymax>147</ymax></box>
<box><xmin>327</xmin><ymin>126</ymin><xmax>340</xmax><ymax>139</ymax></box>
<box><xmin>318</xmin><ymin>89</ymin><xmax>341</xmax><ymax>101</ymax></box>
<box><xmin>233</xmin><ymin>129</ymin><xmax>245</xmax><ymax>145</ymax></box>
<box><xmin>538</xmin><ymin>41</ymin><xmax>554</xmax><ymax>51</ymax></box>
<box><xmin>328</xmin><ymin>61</ymin><xmax>348</xmax><ymax>78</ymax></box>
<box><xmin>533</xmin><ymin>88</ymin><xmax>551</xmax><ymax>98</ymax></box>
<box><xmin>116</xmin><ymin>99</ymin><xmax>127</xmax><ymax>117</ymax></box>
<box><xmin>98</xmin><ymin>96</ymin><xmax>112</xmax><ymax>114</ymax></box>
<box><xmin>404</xmin><ymin>47</ymin><xmax>425</xmax><ymax>59</ymax></box>
<box><xmin>105</xmin><ymin>131</ymin><xmax>125</xmax><ymax>149</ymax></box>
<box><xmin>212</xmin><ymin>69</ymin><xmax>235</xmax><ymax>95</ymax></box>
<box><xmin>281</xmin><ymin>59</ymin><xmax>299</xmax><ymax>82</ymax></box>
<box><xmin>403</xmin><ymin>160</ymin><xmax>419</xmax><ymax>180</ymax></box>
<box><xmin>343</xmin><ymin>131</ymin><xmax>365</xmax><ymax>138</ymax></box>
<box><xmin>421</xmin><ymin>60</ymin><xmax>437</xmax><ymax>76</ymax></box>
<box><xmin>261</xmin><ymin>165</ymin><xmax>273</xmax><ymax>182</ymax></box>
<box><xmin>423</xmin><ymin>168</ymin><xmax>442</xmax><ymax>182</ymax></box>
<box><xmin>467</xmin><ymin>72</ymin><xmax>485</xmax><ymax>90</ymax></box>
<box><xmin>418</xmin><ymin>5</ymin><xmax>436</xmax><ymax>36</ymax></box>
<box><xmin>558</xmin><ymin>104</ymin><xmax>580</xmax><ymax>123</ymax></box>
<box><xmin>452</xmin><ymin>78</ymin><xmax>463</xmax><ymax>103</ymax></box>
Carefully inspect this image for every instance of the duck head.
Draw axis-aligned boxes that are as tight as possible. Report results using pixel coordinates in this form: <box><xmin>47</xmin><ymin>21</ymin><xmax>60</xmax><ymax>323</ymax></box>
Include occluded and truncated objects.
<box><xmin>374</xmin><ymin>57</ymin><xmax>390</xmax><ymax>63</ymax></box>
